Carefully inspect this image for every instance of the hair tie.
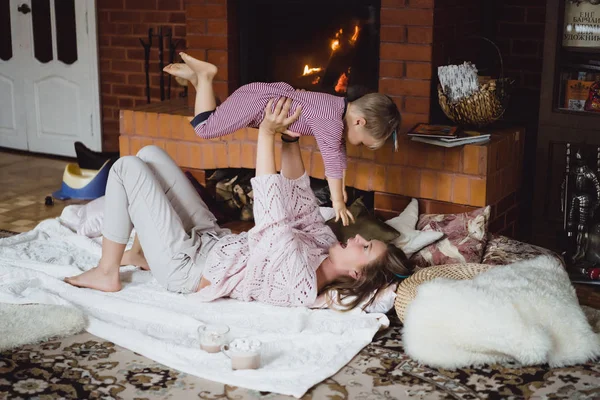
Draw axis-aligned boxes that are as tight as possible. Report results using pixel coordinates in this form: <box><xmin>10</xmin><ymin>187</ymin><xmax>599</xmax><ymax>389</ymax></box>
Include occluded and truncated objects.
<box><xmin>281</xmin><ymin>134</ymin><xmax>299</xmax><ymax>143</ymax></box>
<box><xmin>392</xmin><ymin>129</ymin><xmax>398</xmax><ymax>152</ymax></box>
<box><xmin>395</xmin><ymin>273</ymin><xmax>409</xmax><ymax>279</ymax></box>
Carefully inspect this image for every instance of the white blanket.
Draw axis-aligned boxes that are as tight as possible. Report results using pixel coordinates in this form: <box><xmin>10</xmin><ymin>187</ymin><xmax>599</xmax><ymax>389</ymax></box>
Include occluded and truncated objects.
<box><xmin>403</xmin><ymin>255</ymin><xmax>600</xmax><ymax>369</ymax></box>
<box><xmin>0</xmin><ymin>219</ymin><xmax>388</xmax><ymax>398</ymax></box>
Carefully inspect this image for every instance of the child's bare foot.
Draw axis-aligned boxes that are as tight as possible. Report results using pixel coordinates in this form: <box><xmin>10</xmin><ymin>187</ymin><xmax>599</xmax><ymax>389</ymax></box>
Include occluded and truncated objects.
<box><xmin>163</xmin><ymin>63</ymin><xmax>197</xmax><ymax>87</ymax></box>
<box><xmin>121</xmin><ymin>250</ymin><xmax>150</xmax><ymax>271</ymax></box>
<box><xmin>179</xmin><ymin>52</ymin><xmax>218</xmax><ymax>80</ymax></box>
<box><xmin>64</xmin><ymin>266</ymin><xmax>122</xmax><ymax>292</ymax></box>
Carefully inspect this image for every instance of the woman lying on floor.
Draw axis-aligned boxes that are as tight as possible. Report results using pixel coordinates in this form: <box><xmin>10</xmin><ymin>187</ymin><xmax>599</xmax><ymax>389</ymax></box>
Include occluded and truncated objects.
<box><xmin>65</xmin><ymin>97</ymin><xmax>412</xmax><ymax>310</ymax></box>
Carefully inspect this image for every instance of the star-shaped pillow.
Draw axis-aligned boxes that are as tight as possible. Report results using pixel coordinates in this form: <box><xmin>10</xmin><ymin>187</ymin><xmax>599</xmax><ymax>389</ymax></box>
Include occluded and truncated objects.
<box><xmin>385</xmin><ymin>199</ymin><xmax>444</xmax><ymax>257</ymax></box>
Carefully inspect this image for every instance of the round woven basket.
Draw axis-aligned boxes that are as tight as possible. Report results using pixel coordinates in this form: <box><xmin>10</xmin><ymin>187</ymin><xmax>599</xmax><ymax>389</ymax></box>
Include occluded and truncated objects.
<box><xmin>438</xmin><ymin>80</ymin><xmax>509</xmax><ymax>127</ymax></box>
<box><xmin>394</xmin><ymin>263</ymin><xmax>493</xmax><ymax>323</ymax></box>
<box><xmin>438</xmin><ymin>37</ymin><xmax>512</xmax><ymax>128</ymax></box>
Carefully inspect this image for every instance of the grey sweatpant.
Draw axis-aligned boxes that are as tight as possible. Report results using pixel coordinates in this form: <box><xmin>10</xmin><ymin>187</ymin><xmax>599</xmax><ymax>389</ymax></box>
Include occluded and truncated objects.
<box><xmin>102</xmin><ymin>145</ymin><xmax>229</xmax><ymax>293</ymax></box>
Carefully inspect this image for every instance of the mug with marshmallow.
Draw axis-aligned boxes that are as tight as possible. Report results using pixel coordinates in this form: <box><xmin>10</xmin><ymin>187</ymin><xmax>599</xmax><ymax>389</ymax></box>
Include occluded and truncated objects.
<box><xmin>221</xmin><ymin>338</ymin><xmax>262</xmax><ymax>370</ymax></box>
<box><xmin>198</xmin><ymin>324</ymin><xmax>230</xmax><ymax>354</ymax></box>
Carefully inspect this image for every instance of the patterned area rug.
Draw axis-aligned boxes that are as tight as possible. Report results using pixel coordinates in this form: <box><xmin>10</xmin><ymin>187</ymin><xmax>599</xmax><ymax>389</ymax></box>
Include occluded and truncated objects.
<box><xmin>1</xmin><ymin>312</ymin><xmax>600</xmax><ymax>400</ymax></box>
<box><xmin>1</xmin><ymin>228</ymin><xmax>600</xmax><ymax>399</ymax></box>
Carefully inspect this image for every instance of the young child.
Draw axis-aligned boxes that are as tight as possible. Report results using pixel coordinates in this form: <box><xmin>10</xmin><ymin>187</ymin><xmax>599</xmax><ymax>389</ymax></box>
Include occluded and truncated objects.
<box><xmin>164</xmin><ymin>52</ymin><xmax>401</xmax><ymax>226</ymax></box>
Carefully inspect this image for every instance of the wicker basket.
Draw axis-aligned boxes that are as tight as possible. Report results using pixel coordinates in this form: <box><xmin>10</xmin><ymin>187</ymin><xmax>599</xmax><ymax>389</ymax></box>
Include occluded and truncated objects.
<box><xmin>438</xmin><ymin>38</ymin><xmax>513</xmax><ymax>128</ymax></box>
<box><xmin>394</xmin><ymin>263</ymin><xmax>493</xmax><ymax>323</ymax></box>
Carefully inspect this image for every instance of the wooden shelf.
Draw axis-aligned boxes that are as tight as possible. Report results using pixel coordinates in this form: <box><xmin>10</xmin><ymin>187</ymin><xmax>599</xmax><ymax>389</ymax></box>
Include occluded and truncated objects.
<box><xmin>533</xmin><ymin>0</ymin><xmax>600</xmax><ymax>250</ymax></box>
<box><xmin>573</xmin><ymin>283</ymin><xmax>600</xmax><ymax>309</ymax></box>
<box><xmin>561</xmin><ymin>63</ymin><xmax>600</xmax><ymax>72</ymax></box>
<box><xmin>553</xmin><ymin>108</ymin><xmax>600</xmax><ymax>117</ymax></box>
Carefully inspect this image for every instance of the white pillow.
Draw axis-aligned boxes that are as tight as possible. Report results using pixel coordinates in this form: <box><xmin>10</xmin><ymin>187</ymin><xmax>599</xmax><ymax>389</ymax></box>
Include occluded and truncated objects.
<box><xmin>59</xmin><ymin>204</ymin><xmax>85</xmax><ymax>232</ymax></box>
<box><xmin>58</xmin><ymin>196</ymin><xmax>105</xmax><ymax>237</ymax></box>
<box><xmin>319</xmin><ymin>207</ymin><xmax>336</xmax><ymax>221</ymax></box>
<box><xmin>311</xmin><ymin>283</ymin><xmax>398</xmax><ymax>313</ymax></box>
<box><xmin>77</xmin><ymin>196</ymin><xmax>106</xmax><ymax>237</ymax></box>
<box><xmin>385</xmin><ymin>198</ymin><xmax>443</xmax><ymax>257</ymax></box>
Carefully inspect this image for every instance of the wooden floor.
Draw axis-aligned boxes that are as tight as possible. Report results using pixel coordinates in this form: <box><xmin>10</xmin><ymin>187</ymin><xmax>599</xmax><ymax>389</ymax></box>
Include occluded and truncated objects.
<box><xmin>0</xmin><ymin>150</ymin><xmax>84</xmax><ymax>233</ymax></box>
<box><xmin>0</xmin><ymin>149</ymin><xmax>255</xmax><ymax>235</ymax></box>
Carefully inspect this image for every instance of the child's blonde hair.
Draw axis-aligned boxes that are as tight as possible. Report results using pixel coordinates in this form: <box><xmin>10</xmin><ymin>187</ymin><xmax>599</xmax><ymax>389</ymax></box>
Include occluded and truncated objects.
<box><xmin>352</xmin><ymin>93</ymin><xmax>401</xmax><ymax>150</ymax></box>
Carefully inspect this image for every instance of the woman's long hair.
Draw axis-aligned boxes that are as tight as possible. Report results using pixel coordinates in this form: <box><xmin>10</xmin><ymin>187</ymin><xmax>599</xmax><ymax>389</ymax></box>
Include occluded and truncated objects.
<box><xmin>321</xmin><ymin>243</ymin><xmax>413</xmax><ymax>311</ymax></box>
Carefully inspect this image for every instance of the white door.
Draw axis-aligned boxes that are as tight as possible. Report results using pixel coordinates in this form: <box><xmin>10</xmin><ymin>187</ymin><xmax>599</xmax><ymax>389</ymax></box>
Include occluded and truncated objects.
<box><xmin>0</xmin><ymin>0</ymin><xmax>101</xmax><ymax>156</ymax></box>
<box><xmin>0</xmin><ymin>0</ymin><xmax>28</xmax><ymax>150</ymax></box>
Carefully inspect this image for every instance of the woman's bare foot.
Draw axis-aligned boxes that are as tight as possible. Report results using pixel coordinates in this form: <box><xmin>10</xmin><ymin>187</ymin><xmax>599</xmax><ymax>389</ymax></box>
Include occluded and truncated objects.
<box><xmin>179</xmin><ymin>52</ymin><xmax>218</xmax><ymax>80</ymax></box>
<box><xmin>163</xmin><ymin>63</ymin><xmax>198</xmax><ymax>87</ymax></box>
<box><xmin>121</xmin><ymin>250</ymin><xmax>150</xmax><ymax>271</ymax></box>
<box><xmin>64</xmin><ymin>266</ymin><xmax>122</xmax><ymax>292</ymax></box>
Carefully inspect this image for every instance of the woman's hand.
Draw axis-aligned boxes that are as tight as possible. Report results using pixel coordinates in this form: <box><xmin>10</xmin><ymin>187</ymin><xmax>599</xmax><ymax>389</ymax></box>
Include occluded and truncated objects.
<box><xmin>260</xmin><ymin>97</ymin><xmax>302</xmax><ymax>136</ymax></box>
<box><xmin>256</xmin><ymin>97</ymin><xmax>300</xmax><ymax>177</ymax></box>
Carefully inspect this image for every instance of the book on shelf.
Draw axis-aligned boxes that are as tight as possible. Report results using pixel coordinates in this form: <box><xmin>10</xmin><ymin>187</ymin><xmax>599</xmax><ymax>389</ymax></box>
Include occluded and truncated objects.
<box><xmin>411</xmin><ymin>135</ymin><xmax>490</xmax><ymax>148</ymax></box>
<box><xmin>407</xmin><ymin>123</ymin><xmax>459</xmax><ymax>139</ymax></box>
<box><xmin>564</xmin><ymin>80</ymin><xmax>594</xmax><ymax>111</ymax></box>
<box><xmin>439</xmin><ymin>131</ymin><xmax>491</xmax><ymax>143</ymax></box>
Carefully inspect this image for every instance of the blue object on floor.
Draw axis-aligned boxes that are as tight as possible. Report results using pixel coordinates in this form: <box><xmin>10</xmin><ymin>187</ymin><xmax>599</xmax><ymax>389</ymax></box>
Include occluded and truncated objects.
<box><xmin>52</xmin><ymin>159</ymin><xmax>112</xmax><ymax>200</ymax></box>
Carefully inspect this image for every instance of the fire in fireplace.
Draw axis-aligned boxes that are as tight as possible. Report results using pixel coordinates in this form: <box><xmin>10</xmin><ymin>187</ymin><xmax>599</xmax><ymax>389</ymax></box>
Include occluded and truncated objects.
<box><xmin>235</xmin><ymin>0</ymin><xmax>380</xmax><ymax>99</ymax></box>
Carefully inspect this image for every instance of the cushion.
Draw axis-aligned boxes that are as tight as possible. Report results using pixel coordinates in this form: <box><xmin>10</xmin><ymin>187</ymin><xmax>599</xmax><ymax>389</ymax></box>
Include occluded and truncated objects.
<box><xmin>77</xmin><ymin>196</ymin><xmax>105</xmax><ymax>237</ymax></box>
<box><xmin>482</xmin><ymin>234</ymin><xmax>561</xmax><ymax>266</ymax></box>
<box><xmin>312</xmin><ymin>282</ymin><xmax>399</xmax><ymax>313</ymax></box>
<box><xmin>412</xmin><ymin>206</ymin><xmax>491</xmax><ymax>268</ymax></box>
<box><xmin>385</xmin><ymin>199</ymin><xmax>444</xmax><ymax>258</ymax></box>
<box><xmin>319</xmin><ymin>207</ymin><xmax>336</xmax><ymax>221</ymax></box>
<box><xmin>326</xmin><ymin>198</ymin><xmax>400</xmax><ymax>243</ymax></box>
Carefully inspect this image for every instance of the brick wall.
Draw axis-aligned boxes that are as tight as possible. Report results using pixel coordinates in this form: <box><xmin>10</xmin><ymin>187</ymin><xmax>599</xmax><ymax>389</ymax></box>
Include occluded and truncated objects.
<box><xmin>430</xmin><ymin>0</ymin><xmax>483</xmax><ymax>122</ymax></box>
<box><xmin>492</xmin><ymin>0</ymin><xmax>546</xmax><ymax>238</ymax></box>
<box><xmin>120</xmin><ymin>101</ymin><xmax>524</xmax><ymax>211</ymax></box>
<box><xmin>97</xmin><ymin>0</ymin><xmax>187</xmax><ymax>152</ymax></box>
<box><xmin>494</xmin><ymin>0</ymin><xmax>545</xmax><ymax>115</ymax></box>
<box><xmin>379</xmin><ymin>0</ymin><xmax>434</xmax><ymax>131</ymax></box>
<box><xmin>185</xmin><ymin>0</ymin><xmax>238</xmax><ymax>107</ymax></box>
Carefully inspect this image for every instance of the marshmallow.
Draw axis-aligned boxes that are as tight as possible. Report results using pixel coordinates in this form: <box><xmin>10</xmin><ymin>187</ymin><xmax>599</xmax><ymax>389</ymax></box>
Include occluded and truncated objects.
<box><xmin>231</xmin><ymin>338</ymin><xmax>260</xmax><ymax>352</ymax></box>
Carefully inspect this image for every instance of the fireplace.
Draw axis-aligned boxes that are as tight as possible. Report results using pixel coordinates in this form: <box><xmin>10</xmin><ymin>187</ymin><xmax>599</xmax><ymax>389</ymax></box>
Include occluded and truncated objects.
<box><xmin>117</xmin><ymin>0</ymin><xmax>528</xmax><ymax>239</ymax></box>
<box><xmin>184</xmin><ymin>0</ymin><xmax>435</xmax><ymax>129</ymax></box>
<box><xmin>234</xmin><ymin>0</ymin><xmax>380</xmax><ymax>99</ymax></box>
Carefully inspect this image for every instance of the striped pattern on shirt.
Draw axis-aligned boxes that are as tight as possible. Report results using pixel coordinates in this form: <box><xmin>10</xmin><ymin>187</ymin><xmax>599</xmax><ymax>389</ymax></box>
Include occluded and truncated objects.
<box><xmin>190</xmin><ymin>82</ymin><xmax>347</xmax><ymax>179</ymax></box>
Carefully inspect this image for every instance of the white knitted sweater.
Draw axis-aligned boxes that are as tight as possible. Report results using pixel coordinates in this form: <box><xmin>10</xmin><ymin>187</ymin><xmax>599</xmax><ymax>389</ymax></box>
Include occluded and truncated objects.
<box><xmin>196</xmin><ymin>173</ymin><xmax>338</xmax><ymax>307</ymax></box>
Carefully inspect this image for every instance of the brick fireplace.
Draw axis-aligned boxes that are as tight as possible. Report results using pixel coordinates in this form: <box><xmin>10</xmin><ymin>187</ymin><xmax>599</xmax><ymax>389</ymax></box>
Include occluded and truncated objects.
<box><xmin>184</xmin><ymin>0</ymin><xmax>433</xmax><ymax>130</ymax></box>
<box><xmin>235</xmin><ymin>0</ymin><xmax>381</xmax><ymax>98</ymax></box>
<box><xmin>118</xmin><ymin>0</ymin><xmax>526</xmax><ymax>237</ymax></box>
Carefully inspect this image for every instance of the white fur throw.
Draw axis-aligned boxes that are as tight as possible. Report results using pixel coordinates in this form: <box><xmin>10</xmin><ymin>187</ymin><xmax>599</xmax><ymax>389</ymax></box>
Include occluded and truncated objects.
<box><xmin>403</xmin><ymin>255</ymin><xmax>600</xmax><ymax>368</ymax></box>
<box><xmin>0</xmin><ymin>303</ymin><xmax>87</xmax><ymax>351</ymax></box>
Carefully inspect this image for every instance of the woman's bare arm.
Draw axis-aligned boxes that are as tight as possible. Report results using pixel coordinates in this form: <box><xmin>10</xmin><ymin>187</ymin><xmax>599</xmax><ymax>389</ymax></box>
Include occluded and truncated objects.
<box><xmin>255</xmin><ymin>131</ymin><xmax>277</xmax><ymax>177</ymax></box>
<box><xmin>280</xmin><ymin>137</ymin><xmax>304</xmax><ymax>180</ymax></box>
